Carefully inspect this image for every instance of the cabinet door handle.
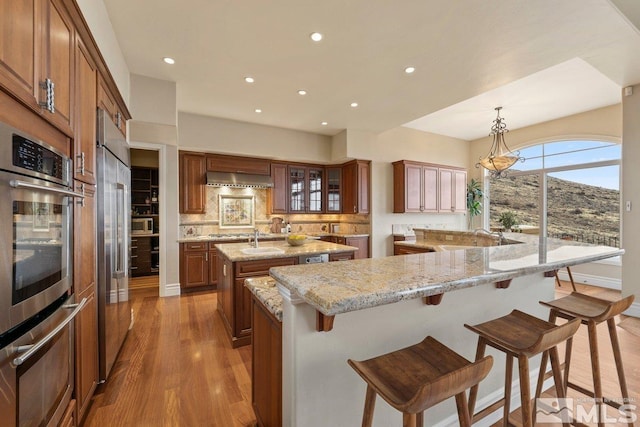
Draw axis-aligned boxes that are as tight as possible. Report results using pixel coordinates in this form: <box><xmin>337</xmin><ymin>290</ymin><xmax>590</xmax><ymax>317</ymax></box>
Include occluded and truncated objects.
<box><xmin>77</xmin><ymin>152</ymin><xmax>86</xmax><ymax>176</ymax></box>
<box><xmin>76</xmin><ymin>183</ymin><xmax>86</xmax><ymax>207</ymax></box>
<box><xmin>39</xmin><ymin>78</ymin><xmax>55</xmax><ymax>113</ymax></box>
<box><xmin>115</xmin><ymin>111</ymin><xmax>122</xmax><ymax>129</ymax></box>
<box><xmin>205</xmin><ymin>252</ymin><xmax>208</xmax><ymax>262</ymax></box>
<box><xmin>353</xmin><ymin>205</ymin><xmax>357</xmax><ymax>213</ymax></box>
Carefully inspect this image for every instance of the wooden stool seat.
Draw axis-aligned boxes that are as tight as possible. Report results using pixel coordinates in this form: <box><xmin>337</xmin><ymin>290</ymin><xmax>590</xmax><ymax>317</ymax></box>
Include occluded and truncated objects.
<box><xmin>465</xmin><ymin>310</ymin><xmax>580</xmax><ymax>427</ymax></box>
<box><xmin>348</xmin><ymin>336</ymin><xmax>493</xmax><ymax>427</ymax></box>
<box><xmin>537</xmin><ymin>292</ymin><xmax>635</xmax><ymax>427</ymax></box>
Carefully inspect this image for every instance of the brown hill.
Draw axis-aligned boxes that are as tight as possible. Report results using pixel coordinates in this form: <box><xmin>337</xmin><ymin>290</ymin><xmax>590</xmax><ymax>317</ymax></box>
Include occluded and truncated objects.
<box><xmin>489</xmin><ymin>175</ymin><xmax>620</xmax><ymax>247</ymax></box>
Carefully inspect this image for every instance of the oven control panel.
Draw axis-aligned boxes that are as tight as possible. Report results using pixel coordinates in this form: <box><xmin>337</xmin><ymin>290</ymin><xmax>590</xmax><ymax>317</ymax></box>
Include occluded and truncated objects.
<box><xmin>12</xmin><ymin>135</ymin><xmax>68</xmax><ymax>184</ymax></box>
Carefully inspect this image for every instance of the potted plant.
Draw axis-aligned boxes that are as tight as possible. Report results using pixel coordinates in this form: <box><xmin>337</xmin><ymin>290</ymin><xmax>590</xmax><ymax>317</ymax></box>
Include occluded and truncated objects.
<box><xmin>498</xmin><ymin>211</ymin><xmax>519</xmax><ymax>231</ymax></box>
<box><xmin>466</xmin><ymin>178</ymin><xmax>483</xmax><ymax>229</ymax></box>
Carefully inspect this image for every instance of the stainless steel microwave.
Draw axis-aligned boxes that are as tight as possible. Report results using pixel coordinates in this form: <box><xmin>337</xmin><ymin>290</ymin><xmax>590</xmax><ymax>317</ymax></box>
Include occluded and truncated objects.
<box><xmin>131</xmin><ymin>217</ymin><xmax>153</xmax><ymax>234</ymax></box>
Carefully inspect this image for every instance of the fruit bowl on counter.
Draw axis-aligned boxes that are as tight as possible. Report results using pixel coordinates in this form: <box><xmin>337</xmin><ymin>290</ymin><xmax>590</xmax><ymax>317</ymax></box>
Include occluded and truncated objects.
<box><xmin>286</xmin><ymin>234</ymin><xmax>307</xmax><ymax>246</ymax></box>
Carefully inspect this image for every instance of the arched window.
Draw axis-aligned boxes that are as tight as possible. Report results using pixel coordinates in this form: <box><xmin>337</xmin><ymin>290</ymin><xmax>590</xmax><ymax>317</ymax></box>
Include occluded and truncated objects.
<box><xmin>488</xmin><ymin>140</ymin><xmax>621</xmax><ymax>247</ymax></box>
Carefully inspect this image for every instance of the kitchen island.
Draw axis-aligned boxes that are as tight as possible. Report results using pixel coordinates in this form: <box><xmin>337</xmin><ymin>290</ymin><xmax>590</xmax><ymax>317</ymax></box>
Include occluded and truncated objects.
<box><xmin>269</xmin><ymin>234</ymin><xmax>623</xmax><ymax>427</ymax></box>
<box><xmin>216</xmin><ymin>240</ymin><xmax>357</xmax><ymax>347</ymax></box>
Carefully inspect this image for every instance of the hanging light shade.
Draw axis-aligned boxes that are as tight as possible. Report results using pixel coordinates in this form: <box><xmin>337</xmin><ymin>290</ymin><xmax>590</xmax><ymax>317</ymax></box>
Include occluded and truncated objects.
<box><xmin>476</xmin><ymin>107</ymin><xmax>524</xmax><ymax>178</ymax></box>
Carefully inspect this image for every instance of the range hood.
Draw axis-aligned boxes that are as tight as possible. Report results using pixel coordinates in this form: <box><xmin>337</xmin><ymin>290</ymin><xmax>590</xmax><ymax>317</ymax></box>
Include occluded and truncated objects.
<box><xmin>206</xmin><ymin>171</ymin><xmax>273</xmax><ymax>188</ymax></box>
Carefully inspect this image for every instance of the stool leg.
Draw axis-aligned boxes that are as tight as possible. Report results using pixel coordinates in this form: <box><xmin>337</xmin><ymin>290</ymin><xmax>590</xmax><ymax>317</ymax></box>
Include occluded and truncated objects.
<box><xmin>402</xmin><ymin>413</ymin><xmax>416</xmax><ymax>427</ymax></box>
<box><xmin>362</xmin><ymin>385</ymin><xmax>376</xmax><ymax>427</ymax></box>
<box><xmin>563</xmin><ymin>336</ymin><xmax>573</xmax><ymax>396</ymax></box>
<box><xmin>607</xmin><ymin>317</ymin><xmax>631</xmax><ymax>407</ymax></box>
<box><xmin>566</xmin><ymin>267</ymin><xmax>577</xmax><ymax>292</ymax></box>
<box><xmin>504</xmin><ymin>354</ymin><xmax>514</xmax><ymax>427</ymax></box>
<box><xmin>468</xmin><ymin>337</ymin><xmax>487</xmax><ymax>418</ymax></box>
<box><xmin>416</xmin><ymin>411</ymin><xmax>424</xmax><ymax>427</ymax></box>
<box><xmin>455</xmin><ymin>391</ymin><xmax>472</xmax><ymax>427</ymax></box>
<box><xmin>549</xmin><ymin>346</ymin><xmax>571</xmax><ymax>427</ymax></box>
<box><xmin>534</xmin><ymin>348</ymin><xmax>549</xmax><ymax>402</ymax></box>
<box><xmin>518</xmin><ymin>355</ymin><xmax>533</xmax><ymax>427</ymax></box>
<box><xmin>587</xmin><ymin>321</ymin><xmax>604</xmax><ymax>427</ymax></box>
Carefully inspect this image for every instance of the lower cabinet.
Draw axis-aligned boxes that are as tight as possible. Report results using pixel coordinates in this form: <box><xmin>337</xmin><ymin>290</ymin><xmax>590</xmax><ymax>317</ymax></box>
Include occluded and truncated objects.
<box><xmin>252</xmin><ymin>295</ymin><xmax>282</xmax><ymax>427</ymax></box>
<box><xmin>74</xmin><ymin>287</ymin><xmax>97</xmax><ymax>423</ymax></box>
<box><xmin>179</xmin><ymin>242</ymin><xmax>211</xmax><ymax>290</ymax></box>
<box><xmin>319</xmin><ymin>235</ymin><xmax>370</xmax><ymax>259</ymax></box>
<box><xmin>217</xmin><ymin>255</ymin><xmax>297</xmax><ymax>348</ymax></box>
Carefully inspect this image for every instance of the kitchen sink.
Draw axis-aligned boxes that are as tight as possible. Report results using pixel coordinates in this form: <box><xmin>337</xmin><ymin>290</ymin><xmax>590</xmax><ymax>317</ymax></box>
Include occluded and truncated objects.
<box><xmin>241</xmin><ymin>247</ymin><xmax>285</xmax><ymax>255</ymax></box>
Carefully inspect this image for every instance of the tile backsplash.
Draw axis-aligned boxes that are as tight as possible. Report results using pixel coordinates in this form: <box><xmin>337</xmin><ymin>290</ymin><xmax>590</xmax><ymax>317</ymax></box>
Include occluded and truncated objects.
<box><xmin>180</xmin><ymin>187</ymin><xmax>370</xmax><ymax>237</ymax></box>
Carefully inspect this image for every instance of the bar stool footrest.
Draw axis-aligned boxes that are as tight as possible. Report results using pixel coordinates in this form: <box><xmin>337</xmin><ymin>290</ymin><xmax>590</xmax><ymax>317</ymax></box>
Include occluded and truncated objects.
<box><xmin>566</xmin><ymin>381</ymin><xmax>624</xmax><ymax>410</ymax></box>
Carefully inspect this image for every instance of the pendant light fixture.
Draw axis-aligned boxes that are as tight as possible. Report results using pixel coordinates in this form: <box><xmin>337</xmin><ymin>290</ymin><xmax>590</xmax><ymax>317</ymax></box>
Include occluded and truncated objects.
<box><xmin>476</xmin><ymin>107</ymin><xmax>524</xmax><ymax>178</ymax></box>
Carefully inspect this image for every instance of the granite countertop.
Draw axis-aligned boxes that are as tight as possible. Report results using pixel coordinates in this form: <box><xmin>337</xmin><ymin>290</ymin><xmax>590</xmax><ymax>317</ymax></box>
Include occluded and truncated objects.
<box><xmin>245</xmin><ymin>276</ymin><xmax>282</xmax><ymax>321</ymax></box>
<box><xmin>178</xmin><ymin>233</ymin><xmax>287</xmax><ymax>243</ymax></box>
<box><xmin>270</xmin><ymin>234</ymin><xmax>623</xmax><ymax>316</ymax></box>
<box><xmin>215</xmin><ymin>240</ymin><xmax>359</xmax><ymax>262</ymax></box>
<box><xmin>308</xmin><ymin>232</ymin><xmax>370</xmax><ymax>238</ymax></box>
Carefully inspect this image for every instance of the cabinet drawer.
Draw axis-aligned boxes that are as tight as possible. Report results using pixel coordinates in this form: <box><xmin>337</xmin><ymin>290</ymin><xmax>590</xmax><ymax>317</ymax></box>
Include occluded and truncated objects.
<box><xmin>184</xmin><ymin>242</ymin><xmax>208</xmax><ymax>251</ymax></box>
<box><xmin>236</xmin><ymin>257</ymin><xmax>297</xmax><ymax>277</ymax></box>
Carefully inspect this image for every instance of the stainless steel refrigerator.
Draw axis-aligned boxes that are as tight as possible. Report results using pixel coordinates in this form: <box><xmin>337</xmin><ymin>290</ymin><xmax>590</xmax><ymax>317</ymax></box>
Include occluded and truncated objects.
<box><xmin>96</xmin><ymin>108</ymin><xmax>131</xmax><ymax>382</ymax></box>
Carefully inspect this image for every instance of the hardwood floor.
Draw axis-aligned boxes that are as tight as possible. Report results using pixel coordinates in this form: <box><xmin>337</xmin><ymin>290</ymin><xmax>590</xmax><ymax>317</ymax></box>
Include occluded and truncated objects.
<box><xmin>83</xmin><ymin>288</ymin><xmax>256</xmax><ymax>426</ymax></box>
<box><xmin>83</xmin><ymin>282</ymin><xmax>638</xmax><ymax>426</ymax></box>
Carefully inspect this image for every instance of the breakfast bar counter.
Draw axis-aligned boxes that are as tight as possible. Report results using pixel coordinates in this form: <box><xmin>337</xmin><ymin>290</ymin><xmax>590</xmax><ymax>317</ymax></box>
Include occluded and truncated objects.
<box><xmin>269</xmin><ymin>235</ymin><xmax>623</xmax><ymax>427</ymax></box>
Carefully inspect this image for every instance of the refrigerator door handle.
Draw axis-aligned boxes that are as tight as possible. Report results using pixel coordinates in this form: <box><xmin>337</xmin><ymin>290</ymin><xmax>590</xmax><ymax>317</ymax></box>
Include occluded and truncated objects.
<box><xmin>115</xmin><ymin>182</ymin><xmax>127</xmax><ymax>276</ymax></box>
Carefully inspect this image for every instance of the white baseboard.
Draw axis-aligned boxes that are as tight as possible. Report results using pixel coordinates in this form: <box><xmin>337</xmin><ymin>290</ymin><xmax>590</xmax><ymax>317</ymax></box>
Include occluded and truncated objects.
<box><xmin>433</xmin><ymin>366</ymin><xmax>555</xmax><ymax>427</ymax></box>
<box><xmin>625</xmin><ymin>301</ymin><xmax>640</xmax><ymax>318</ymax></box>
<box><xmin>161</xmin><ymin>282</ymin><xmax>181</xmax><ymax>297</ymax></box>
<box><xmin>556</xmin><ymin>271</ymin><xmax>621</xmax><ymax>290</ymax></box>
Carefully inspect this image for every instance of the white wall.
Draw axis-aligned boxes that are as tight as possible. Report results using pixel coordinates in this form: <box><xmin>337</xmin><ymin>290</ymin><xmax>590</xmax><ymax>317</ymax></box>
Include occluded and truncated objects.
<box><xmin>178</xmin><ymin>112</ymin><xmax>332</xmax><ymax>162</ymax></box>
<box><xmin>130</xmin><ymin>74</ymin><xmax>177</xmax><ymax>126</ymax></box>
<box><xmin>622</xmin><ymin>84</ymin><xmax>640</xmax><ymax>305</ymax></box>
<box><xmin>348</xmin><ymin>126</ymin><xmax>470</xmax><ymax>257</ymax></box>
<box><xmin>75</xmin><ymin>0</ymin><xmax>130</xmax><ymax>105</ymax></box>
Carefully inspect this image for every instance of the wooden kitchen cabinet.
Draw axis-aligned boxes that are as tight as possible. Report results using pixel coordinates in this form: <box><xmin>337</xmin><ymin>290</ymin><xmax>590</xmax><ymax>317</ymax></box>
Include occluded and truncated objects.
<box><xmin>97</xmin><ymin>74</ymin><xmax>126</xmax><ymax>137</ymax></box>
<box><xmin>74</xmin><ymin>36</ymin><xmax>97</xmax><ymax>185</ymax></box>
<box><xmin>345</xmin><ymin>236</ymin><xmax>369</xmax><ymax>259</ymax></box>
<box><xmin>73</xmin><ymin>182</ymin><xmax>97</xmax><ymax>422</ymax></box>
<box><xmin>269</xmin><ymin>162</ymin><xmax>288</xmax><ymax>214</ymax></box>
<box><xmin>342</xmin><ymin>160</ymin><xmax>370</xmax><ymax>214</ymax></box>
<box><xmin>180</xmin><ymin>242</ymin><xmax>210</xmax><ymax>289</ymax></box>
<box><xmin>325</xmin><ymin>166</ymin><xmax>342</xmax><ymax>212</ymax></box>
<box><xmin>179</xmin><ymin>151</ymin><xmax>206</xmax><ymax>214</ymax></box>
<box><xmin>393</xmin><ymin>160</ymin><xmax>466</xmax><ymax>214</ymax></box>
<box><xmin>394</xmin><ymin>244</ymin><xmax>436</xmax><ymax>255</ymax></box>
<box><xmin>0</xmin><ymin>0</ymin><xmax>74</xmax><ymax>135</ymax></box>
<box><xmin>217</xmin><ymin>255</ymin><xmax>297</xmax><ymax>348</ymax></box>
<box><xmin>252</xmin><ymin>294</ymin><xmax>282</xmax><ymax>427</ymax></box>
<box><xmin>289</xmin><ymin>165</ymin><xmax>323</xmax><ymax>213</ymax></box>
<box><xmin>393</xmin><ymin>160</ymin><xmax>438</xmax><ymax>213</ymax></box>
<box><xmin>439</xmin><ymin>167</ymin><xmax>467</xmax><ymax>213</ymax></box>
<box><xmin>206</xmin><ymin>153</ymin><xmax>271</xmax><ymax>175</ymax></box>
<box><xmin>208</xmin><ymin>246</ymin><xmax>218</xmax><ymax>287</ymax></box>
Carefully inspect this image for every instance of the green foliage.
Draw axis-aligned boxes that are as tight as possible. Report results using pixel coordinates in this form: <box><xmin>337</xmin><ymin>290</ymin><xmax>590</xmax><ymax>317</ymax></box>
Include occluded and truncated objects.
<box><xmin>466</xmin><ymin>179</ymin><xmax>483</xmax><ymax>218</ymax></box>
<box><xmin>498</xmin><ymin>211</ymin><xmax>519</xmax><ymax>230</ymax></box>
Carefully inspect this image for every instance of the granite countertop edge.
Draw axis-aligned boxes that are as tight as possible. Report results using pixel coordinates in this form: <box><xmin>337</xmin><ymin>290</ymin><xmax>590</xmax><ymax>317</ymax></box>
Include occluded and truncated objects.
<box><xmin>178</xmin><ymin>232</ymin><xmax>369</xmax><ymax>243</ymax></box>
<box><xmin>245</xmin><ymin>277</ymin><xmax>282</xmax><ymax>322</ymax></box>
<box><xmin>270</xmin><ymin>241</ymin><xmax>624</xmax><ymax>317</ymax></box>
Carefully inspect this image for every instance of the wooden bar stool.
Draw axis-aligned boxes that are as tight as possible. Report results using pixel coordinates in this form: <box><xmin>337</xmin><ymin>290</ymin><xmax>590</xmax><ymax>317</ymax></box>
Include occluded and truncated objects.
<box><xmin>536</xmin><ymin>292</ymin><xmax>635</xmax><ymax>427</ymax></box>
<box><xmin>348</xmin><ymin>336</ymin><xmax>493</xmax><ymax>427</ymax></box>
<box><xmin>465</xmin><ymin>310</ymin><xmax>580</xmax><ymax>427</ymax></box>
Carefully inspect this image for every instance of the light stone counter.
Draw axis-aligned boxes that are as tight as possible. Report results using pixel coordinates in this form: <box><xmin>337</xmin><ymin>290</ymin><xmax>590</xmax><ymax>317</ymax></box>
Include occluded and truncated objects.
<box><xmin>215</xmin><ymin>240</ymin><xmax>358</xmax><ymax>262</ymax></box>
<box><xmin>270</xmin><ymin>234</ymin><xmax>623</xmax><ymax>316</ymax></box>
<box><xmin>245</xmin><ymin>276</ymin><xmax>282</xmax><ymax>321</ymax></box>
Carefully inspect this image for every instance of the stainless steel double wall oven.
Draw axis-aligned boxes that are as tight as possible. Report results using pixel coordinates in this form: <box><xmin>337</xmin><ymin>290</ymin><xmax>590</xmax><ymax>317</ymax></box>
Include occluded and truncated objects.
<box><xmin>0</xmin><ymin>121</ymin><xmax>86</xmax><ymax>427</ymax></box>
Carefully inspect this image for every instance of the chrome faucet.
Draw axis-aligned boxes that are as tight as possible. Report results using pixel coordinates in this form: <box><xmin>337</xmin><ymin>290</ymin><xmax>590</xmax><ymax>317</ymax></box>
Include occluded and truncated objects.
<box><xmin>249</xmin><ymin>228</ymin><xmax>260</xmax><ymax>248</ymax></box>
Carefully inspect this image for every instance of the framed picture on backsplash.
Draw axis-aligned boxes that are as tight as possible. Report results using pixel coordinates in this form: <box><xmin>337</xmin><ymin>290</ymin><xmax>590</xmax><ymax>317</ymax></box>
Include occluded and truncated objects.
<box><xmin>219</xmin><ymin>195</ymin><xmax>255</xmax><ymax>228</ymax></box>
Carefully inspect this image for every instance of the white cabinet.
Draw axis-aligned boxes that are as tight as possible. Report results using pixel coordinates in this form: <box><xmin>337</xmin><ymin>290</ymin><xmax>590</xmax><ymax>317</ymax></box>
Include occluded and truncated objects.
<box><xmin>393</xmin><ymin>160</ymin><xmax>466</xmax><ymax>213</ymax></box>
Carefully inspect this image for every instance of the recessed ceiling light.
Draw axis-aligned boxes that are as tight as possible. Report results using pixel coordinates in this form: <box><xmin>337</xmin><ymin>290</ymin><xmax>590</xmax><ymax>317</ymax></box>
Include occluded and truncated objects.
<box><xmin>245</xmin><ymin>76</ymin><xmax>255</xmax><ymax>83</ymax></box>
<box><xmin>310</xmin><ymin>32</ymin><xmax>323</xmax><ymax>42</ymax></box>
<box><xmin>350</xmin><ymin>102</ymin><xmax>358</xmax><ymax>108</ymax></box>
<box><xmin>298</xmin><ymin>89</ymin><xmax>307</xmax><ymax>96</ymax></box>
<box><xmin>404</xmin><ymin>66</ymin><xmax>416</xmax><ymax>74</ymax></box>
<box><xmin>163</xmin><ymin>57</ymin><xmax>175</xmax><ymax>65</ymax></box>
<box><xmin>321</xmin><ymin>121</ymin><xmax>328</xmax><ymax>126</ymax></box>
<box><xmin>255</xmin><ymin>108</ymin><xmax>262</xmax><ymax>113</ymax></box>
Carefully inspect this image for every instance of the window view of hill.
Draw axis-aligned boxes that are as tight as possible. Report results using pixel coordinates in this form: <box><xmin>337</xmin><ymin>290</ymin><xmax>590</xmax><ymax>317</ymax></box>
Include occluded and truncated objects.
<box><xmin>489</xmin><ymin>174</ymin><xmax>620</xmax><ymax>247</ymax></box>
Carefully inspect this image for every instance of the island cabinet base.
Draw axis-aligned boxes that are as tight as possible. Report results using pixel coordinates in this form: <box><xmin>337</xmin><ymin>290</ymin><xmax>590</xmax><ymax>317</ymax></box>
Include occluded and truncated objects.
<box><xmin>217</xmin><ymin>255</ymin><xmax>297</xmax><ymax>348</ymax></box>
<box><xmin>280</xmin><ymin>274</ymin><xmax>556</xmax><ymax>427</ymax></box>
<box><xmin>252</xmin><ymin>294</ymin><xmax>282</xmax><ymax>427</ymax></box>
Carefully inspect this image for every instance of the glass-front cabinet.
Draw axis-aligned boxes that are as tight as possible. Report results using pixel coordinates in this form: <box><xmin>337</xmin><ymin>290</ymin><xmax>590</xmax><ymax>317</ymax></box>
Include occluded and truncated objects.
<box><xmin>326</xmin><ymin>167</ymin><xmax>341</xmax><ymax>212</ymax></box>
<box><xmin>289</xmin><ymin>166</ymin><xmax>323</xmax><ymax>213</ymax></box>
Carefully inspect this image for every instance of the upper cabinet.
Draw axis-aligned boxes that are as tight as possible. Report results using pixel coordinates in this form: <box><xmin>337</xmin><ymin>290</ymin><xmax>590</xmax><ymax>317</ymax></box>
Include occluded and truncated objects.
<box><xmin>0</xmin><ymin>0</ymin><xmax>74</xmax><ymax>135</ymax></box>
<box><xmin>342</xmin><ymin>160</ymin><xmax>370</xmax><ymax>214</ymax></box>
<box><xmin>73</xmin><ymin>37</ymin><xmax>96</xmax><ymax>185</ymax></box>
<box><xmin>289</xmin><ymin>165</ymin><xmax>323</xmax><ymax>213</ymax></box>
<box><xmin>206</xmin><ymin>154</ymin><xmax>271</xmax><ymax>175</ymax></box>
<box><xmin>179</xmin><ymin>151</ymin><xmax>206</xmax><ymax>214</ymax></box>
<box><xmin>97</xmin><ymin>75</ymin><xmax>126</xmax><ymax>138</ymax></box>
<box><xmin>269</xmin><ymin>162</ymin><xmax>288</xmax><ymax>214</ymax></box>
<box><xmin>393</xmin><ymin>160</ymin><xmax>466</xmax><ymax>214</ymax></box>
<box><xmin>325</xmin><ymin>167</ymin><xmax>341</xmax><ymax>213</ymax></box>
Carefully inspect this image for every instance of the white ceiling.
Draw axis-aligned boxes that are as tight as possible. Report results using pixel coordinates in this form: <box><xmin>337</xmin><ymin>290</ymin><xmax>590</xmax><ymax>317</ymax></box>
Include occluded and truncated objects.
<box><xmin>102</xmin><ymin>0</ymin><xmax>640</xmax><ymax>139</ymax></box>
